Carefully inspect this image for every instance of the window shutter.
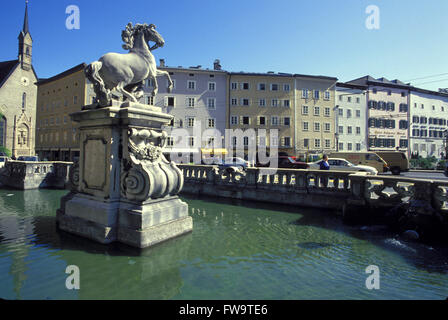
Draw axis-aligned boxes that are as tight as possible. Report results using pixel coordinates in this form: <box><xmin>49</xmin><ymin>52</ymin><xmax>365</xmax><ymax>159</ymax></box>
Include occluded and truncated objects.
<box><xmin>240</xmin><ymin>116</ymin><xmax>243</xmax><ymax>125</ymax></box>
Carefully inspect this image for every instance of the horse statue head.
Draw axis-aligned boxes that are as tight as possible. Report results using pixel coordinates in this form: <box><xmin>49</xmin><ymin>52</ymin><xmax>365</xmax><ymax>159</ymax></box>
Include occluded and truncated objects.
<box><xmin>122</xmin><ymin>23</ymin><xmax>165</xmax><ymax>51</ymax></box>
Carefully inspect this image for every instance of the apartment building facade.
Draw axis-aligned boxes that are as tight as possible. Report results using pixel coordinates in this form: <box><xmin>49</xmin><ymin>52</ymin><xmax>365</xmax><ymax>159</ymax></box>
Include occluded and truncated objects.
<box><xmin>409</xmin><ymin>88</ymin><xmax>448</xmax><ymax>158</ymax></box>
<box><xmin>294</xmin><ymin>74</ymin><xmax>338</xmax><ymax>159</ymax></box>
<box><xmin>228</xmin><ymin>72</ymin><xmax>296</xmax><ymax>158</ymax></box>
<box><xmin>335</xmin><ymin>83</ymin><xmax>368</xmax><ymax>152</ymax></box>
<box><xmin>348</xmin><ymin>76</ymin><xmax>410</xmax><ymax>154</ymax></box>
<box><xmin>35</xmin><ymin>63</ymin><xmax>95</xmax><ymax>161</ymax></box>
<box><xmin>142</xmin><ymin>60</ymin><xmax>228</xmax><ymax>160</ymax></box>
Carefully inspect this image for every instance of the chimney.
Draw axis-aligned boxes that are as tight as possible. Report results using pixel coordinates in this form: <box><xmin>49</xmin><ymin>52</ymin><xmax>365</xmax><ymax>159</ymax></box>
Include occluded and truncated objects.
<box><xmin>159</xmin><ymin>59</ymin><xmax>165</xmax><ymax>67</ymax></box>
<box><xmin>213</xmin><ymin>59</ymin><xmax>221</xmax><ymax>71</ymax></box>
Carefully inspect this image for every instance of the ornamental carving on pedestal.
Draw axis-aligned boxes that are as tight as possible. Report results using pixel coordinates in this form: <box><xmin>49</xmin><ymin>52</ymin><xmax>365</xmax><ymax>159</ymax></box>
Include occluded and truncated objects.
<box><xmin>121</xmin><ymin>127</ymin><xmax>183</xmax><ymax>202</ymax></box>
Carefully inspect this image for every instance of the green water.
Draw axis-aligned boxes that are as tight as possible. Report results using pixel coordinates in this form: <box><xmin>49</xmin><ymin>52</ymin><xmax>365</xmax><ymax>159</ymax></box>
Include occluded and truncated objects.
<box><xmin>0</xmin><ymin>189</ymin><xmax>447</xmax><ymax>300</ymax></box>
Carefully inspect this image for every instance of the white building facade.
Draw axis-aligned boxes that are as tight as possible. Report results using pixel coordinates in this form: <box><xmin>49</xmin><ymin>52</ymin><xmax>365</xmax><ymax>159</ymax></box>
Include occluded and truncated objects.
<box><xmin>409</xmin><ymin>88</ymin><xmax>448</xmax><ymax>158</ymax></box>
<box><xmin>142</xmin><ymin>60</ymin><xmax>227</xmax><ymax>161</ymax></box>
<box><xmin>335</xmin><ymin>83</ymin><xmax>368</xmax><ymax>152</ymax></box>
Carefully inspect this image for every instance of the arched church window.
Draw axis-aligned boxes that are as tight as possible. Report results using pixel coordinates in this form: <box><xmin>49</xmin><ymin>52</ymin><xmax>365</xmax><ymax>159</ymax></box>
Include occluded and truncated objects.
<box><xmin>0</xmin><ymin>116</ymin><xmax>6</xmax><ymax>147</ymax></box>
<box><xmin>26</xmin><ymin>47</ymin><xmax>30</xmax><ymax>56</ymax></box>
<box><xmin>22</xmin><ymin>93</ymin><xmax>26</xmax><ymax>111</ymax></box>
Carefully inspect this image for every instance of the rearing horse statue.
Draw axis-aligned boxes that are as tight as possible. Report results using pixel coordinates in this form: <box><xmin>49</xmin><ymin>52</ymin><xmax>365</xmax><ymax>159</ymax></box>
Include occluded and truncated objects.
<box><xmin>85</xmin><ymin>23</ymin><xmax>173</xmax><ymax>107</ymax></box>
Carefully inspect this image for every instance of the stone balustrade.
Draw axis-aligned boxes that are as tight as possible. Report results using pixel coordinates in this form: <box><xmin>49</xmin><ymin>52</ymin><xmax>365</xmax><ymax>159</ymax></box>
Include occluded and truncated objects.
<box><xmin>0</xmin><ymin>160</ymin><xmax>73</xmax><ymax>190</ymax></box>
<box><xmin>178</xmin><ymin>164</ymin><xmax>448</xmax><ymax>218</ymax></box>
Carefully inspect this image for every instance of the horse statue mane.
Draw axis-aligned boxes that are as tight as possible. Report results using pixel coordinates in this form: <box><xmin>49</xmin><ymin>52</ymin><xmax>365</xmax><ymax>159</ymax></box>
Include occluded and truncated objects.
<box><xmin>85</xmin><ymin>22</ymin><xmax>173</xmax><ymax>108</ymax></box>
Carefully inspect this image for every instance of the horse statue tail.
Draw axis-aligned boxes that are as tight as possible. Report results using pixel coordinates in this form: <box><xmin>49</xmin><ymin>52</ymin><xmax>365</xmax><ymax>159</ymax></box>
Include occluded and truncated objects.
<box><xmin>85</xmin><ymin>61</ymin><xmax>110</xmax><ymax>107</ymax></box>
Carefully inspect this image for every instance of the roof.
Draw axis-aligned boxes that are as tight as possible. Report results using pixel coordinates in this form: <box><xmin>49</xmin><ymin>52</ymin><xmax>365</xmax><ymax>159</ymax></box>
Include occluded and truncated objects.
<box><xmin>347</xmin><ymin>75</ymin><xmax>412</xmax><ymax>90</ymax></box>
<box><xmin>36</xmin><ymin>63</ymin><xmax>87</xmax><ymax>86</ymax></box>
<box><xmin>0</xmin><ymin>60</ymin><xmax>19</xmax><ymax>88</ymax></box>
<box><xmin>336</xmin><ymin>82</ymin><xmax>368</xmax><ymax>90</ymax></box>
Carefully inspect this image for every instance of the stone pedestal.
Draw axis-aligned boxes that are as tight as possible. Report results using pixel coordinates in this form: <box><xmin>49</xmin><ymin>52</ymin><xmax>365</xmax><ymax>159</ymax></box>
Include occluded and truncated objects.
<box><xmin>56</xmin><ymin>102</ymin><xmax>192</xmax><ymax>248</ymax></box>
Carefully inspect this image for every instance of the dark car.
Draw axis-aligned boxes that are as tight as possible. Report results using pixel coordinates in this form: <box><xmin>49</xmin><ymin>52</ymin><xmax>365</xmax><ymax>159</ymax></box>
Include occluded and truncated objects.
<box><xmin>17</xmin><ymin>156</ymin><xmax>39</xmax><ymax>162</ymax></box>
<box><xmin>277</xmin><ymin>156</ymin><xmax>308</xmax><ymax>169</ymax></box>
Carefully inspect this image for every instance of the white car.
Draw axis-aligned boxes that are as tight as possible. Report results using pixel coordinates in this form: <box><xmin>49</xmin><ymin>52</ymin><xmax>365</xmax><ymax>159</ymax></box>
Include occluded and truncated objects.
<box><xmin>308</xmin><ymin>158</ymin><xmax>378</xmax><ymax>175</ymax></box>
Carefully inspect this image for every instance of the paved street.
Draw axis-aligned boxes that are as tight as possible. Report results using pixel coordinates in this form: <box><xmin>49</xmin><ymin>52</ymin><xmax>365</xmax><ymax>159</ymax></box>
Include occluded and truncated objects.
<box><xmin>380</xmin><ymin>170</ymin><xmax>448</xmax><ymax>181</ymax></box>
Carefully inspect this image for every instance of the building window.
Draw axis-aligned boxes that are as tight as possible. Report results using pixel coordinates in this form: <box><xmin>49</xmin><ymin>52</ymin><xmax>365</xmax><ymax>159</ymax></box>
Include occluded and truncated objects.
<box><xmin>271</xmin><ymin>84</ymin><xmax>279</xmax><ymax>91</ymax></box>
<box><xmin>207</xmin><ymin>98</ymin><xmax>216</xmax><ymax>110</ymax></box>
<box><xmin>73</xmin><ymin>96</ymin><xmax>78</xmax><ymax>105</ymax></box>
<box><xmin>208</xmin><ymin>82</ymin><xmax>216</xmax><ymax>91</ymax></box>
<box><xmin>314</xmin><ymin>106</ymin><xmax>320</xmax><ymax>116</ymax></box>
<box><xmin>314</xmin><ymin>122</ymin><xmax>320</xmax><ymax>132</ymax></box>
<box><xmin>284</xmin><ymin>117</ymin><xmax>290</xmax><ymax>126</ymax></box>
<box><xmin>338</xmin><ymin>108</ymin><xmax>343</xmax><ymax>116</ymax></box>
<box><xmin>283</xmin><ymin>100</ymin><xmax>290</xmax><ymax>107</ymax></box>
<box><xmin>324</xmin><ymin>91</ymin><xmax>330</xmax><ymax>100</ymax></box>
<box><xmin>242</xmin><ymin>116</ymin><xmax>250</xmax><ymax>125</ymax></box>
<box><xmin>302</xmin><ymin>89</ymin><xmax>309</xmax><ymax>99</ymax></box>
<box><xmin>167</xmin><ymin>137</ymin><xmax>174</xmax><ymax>147</ymax></box>
<box><xmin>356</xmin><ymin>127</ymin><xmax>361</xmax><ymax>135</ymax></box>
<box><xmin>314</xmin><ymin>139</ymin><xmax>321</xmax><ymax>148</ymax></box>
<box><xmin>188</xmin><ymin>136</ymin><xmax>195</xmax><ymax>147</ymax></box>
<box><xmin>258</xmin><ymin>83</ymin><xmax>266</xmax><ymax>91</ymax></box>
<box><xmin>325</xmin><ymin>139</ymin><xmax>331</xmax><ymax>149</ymax></box>
<box><xmin>22</xmin><ymin>92</ymin><xmax>26</xmax><ymax>110</ymax></box>
<box><xmin>230</xmin><ymin>116</ymin><xmax>238</xmax><ymax>125</ymax></box>
<box><xmin>304</xmin><ymin>139</ymin><xmax>309</xmax><ymax>148</ymax></box>
<box><xmin>324</xmin><ymin>123</ymin><xmax>331</xmax><ymax>132</ymax></box>
<box><xmin>303</xmin><ymin>122</ymin><xmax>309</xmax><ymax>131</ymax></box>
<box><xmin>241</xmin><ymin>98</ymin><xmax>250</xmax><ymax>106</ymax></box>
<box><xmin>231</xmin><ymin>82</ymin><xmax>238</xmax><ymax>90</ymax></box>
<box><xmin>324</xmin><ymin>107</ymin><xmax>330</xmax><ymax>117</ymax></box>
<box><xmin>259</xmin><ymin>116</ymin><xmax>266</xmax><ymax>126</ymax></box>
<box><xmin>284</xmin><ymin>84</ymin><xmax>290</xmax><ymax>92</ymax></box>
<box><xmin>271</xmin><ymin>137</ymin><xmax>279</xmax><ymax>147</ymax></box>
<box><xmin>187</xmin><ymin>97</ymin><xmax>195</xmax><ymax>108</ymax></box>
<box><xmin>271</xmin><ymin>99</ymin><xmax>279</xmax><ymax>107</ymax></box>
<box><xmin>164</xmin><ymin>96</ymin><xmax>175</xmax><ymax>107</ymax></box>
<box><xmin>302</xmin><ymin>105</ymin><xmax>309</xmax><ymax>115</ymax></box>
<box><xmin>207</xmin><ymin>118</ymin><xmax>216</xmax><ymax>128</ymax></box>
<box><xmin>187</xmin><ymin>117</ymin><xmax>195</xmax><ymax>127</ymax></box>
<box><xmin>347</xmin><ymin>143</ymin><xmax>353</xmax><ymax>151</ymax></box>
<box><xmin>356</xmin><ymin>143</ymin><xmax>361</xmax><ymax>151</ymax></box>
<box><xmin>187</xmin><ymin>80</ymin><xmax>196</xmax><ymax>90</ymax></box>
<box><xmin>339</xmin><ymin>143</ymin><xmax>344</xmax><ymax>151</ymax></box>
<box><xmin>147</xmin><ymin>96</ymin><xmax>154</xmax><ymax>105</ymax></box>
<box><xmin>338</xmin><ymin>126</ymin><xmax>343</xmax><ymax>134</ymax></box>
<box><xmin>314</xmin><ymin>90</ymin><xmax>320</xmax><ymax>100</ymax></box>
<box><xmin>347</xmin><ymin>126</ymin><xmax>353</xmax><ymax>134</ymax></box>
<box><xmin>347</xmin><ymin>109</ymin><xmax>352</xmax><ymax>118</ymax></box>
<box><xmin>241</xmin><ymin>82</ymin><xmax>250</xmax><ymax>90</ymax></box>
<box><xmin>356</xmin><ymin>110</ymin><xmax>361</xmax><ymax>118</ymax></box>
<box><xmin>231</xmin><ymin>98</ymin><xmax>238</xmax><ymax>106</ymax></box>
<box><xmin>283</xmin><ymin>137</ymin><xmax>291</xmax><ymax>147</ymax></box>
<box><xmin>271</xmin><ymin>116</ymin><xmax>279</xmax><ymax>126</ymax></box>
<box><xmin>259</xmin><ymin>99</ymin><xmax>266</xmax><ymax>107</ymax></box>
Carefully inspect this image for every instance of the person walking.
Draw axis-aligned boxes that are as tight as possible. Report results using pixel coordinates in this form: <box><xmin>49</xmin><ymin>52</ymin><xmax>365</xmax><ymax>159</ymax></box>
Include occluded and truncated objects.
<box><xmin>320</xmin><ymin>154</ymin><xmax>330</xmax><ymax>170</ymax></box>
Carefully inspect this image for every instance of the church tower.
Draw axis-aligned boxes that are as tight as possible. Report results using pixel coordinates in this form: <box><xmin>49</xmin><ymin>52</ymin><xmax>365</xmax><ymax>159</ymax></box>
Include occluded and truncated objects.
<box><xmin>18</xmin><ymin>1</ymin><xmax>32</xmax><ymax>71</ymax></box>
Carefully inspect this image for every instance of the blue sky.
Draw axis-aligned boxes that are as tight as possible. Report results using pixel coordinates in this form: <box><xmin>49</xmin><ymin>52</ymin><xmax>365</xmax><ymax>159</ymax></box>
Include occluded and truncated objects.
<box><xmin>1</xmin><ymin>0</ymin><xmax>447</xmax><ymax>91</ymax></box>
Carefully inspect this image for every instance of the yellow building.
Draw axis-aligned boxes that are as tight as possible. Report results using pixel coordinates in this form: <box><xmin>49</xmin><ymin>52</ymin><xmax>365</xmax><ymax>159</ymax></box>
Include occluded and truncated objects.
<box><xmin>294</xmin><ymin>74</ymin><xmax>338</xmax><ymax>160</ymax></box>
<box><xmin>228</xmin><ymin>72</ymin><xmax>296</xmax><ymax>157</ymax></box>
<box><xmin>35</xmin><ymin>63</ymin><xmax>94</xmax><ymax>161</ymax></box>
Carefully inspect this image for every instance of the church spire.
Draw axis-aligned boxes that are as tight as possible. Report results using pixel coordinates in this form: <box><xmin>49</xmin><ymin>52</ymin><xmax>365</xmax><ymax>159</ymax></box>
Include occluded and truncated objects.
<box><xmin>18</xmin><ymin>0</ymin><xmax>32</xmax><ymax>71</ymax></box>
<box><xmin>22</xmin><ymin>0</ymin><xmax>29</xmax><ymax>35</ymax></box>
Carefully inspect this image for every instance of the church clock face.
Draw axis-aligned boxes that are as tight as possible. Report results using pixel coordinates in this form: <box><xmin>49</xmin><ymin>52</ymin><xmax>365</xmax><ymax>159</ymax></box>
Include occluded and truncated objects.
<box><xmin>20</xmin><ymin>76</ymin><xmax>30</xmax><ymax>86</ymax></box>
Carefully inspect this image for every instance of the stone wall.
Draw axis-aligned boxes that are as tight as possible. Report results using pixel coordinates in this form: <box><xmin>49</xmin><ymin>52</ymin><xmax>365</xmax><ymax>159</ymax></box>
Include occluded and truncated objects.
<box><xmin>0</xmin><ymin>161</ymin><xmax>72</xmax><ymax>190</ymax></box>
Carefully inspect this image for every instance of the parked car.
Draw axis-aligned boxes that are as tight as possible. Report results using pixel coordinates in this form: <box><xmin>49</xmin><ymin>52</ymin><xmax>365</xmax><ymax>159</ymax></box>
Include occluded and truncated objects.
<box><xmin>277</xmin><ymin>156</ymin><xmax>308</xmax><ymax>169</ymax></box>
<box><xmin>17</xmin><ymin>156</ymin><xmax>39</xmax><ymax>162</ymax></box>
<box><xmin>308</xmin><ymin>158</ymin><xmax>378</xmax><ymax>175</ymax></box>
<box><xmin>217</xmin><ymin>157</ymin><xmax>250</xmax><ymax>173</ymax></box>
<box><xmin>329</xmin><ymin>152</ymin><xmax>388</xmax><ymax>173</ymax></box>
<box><xmin>375</xmin><ymin>151</ymin><xmax>409</xmax><ymax>175</ymax></box>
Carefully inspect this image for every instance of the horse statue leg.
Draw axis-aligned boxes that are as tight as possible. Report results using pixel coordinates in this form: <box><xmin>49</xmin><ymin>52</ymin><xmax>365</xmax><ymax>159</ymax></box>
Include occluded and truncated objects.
<box><xmin>124</xmin><ymin>81</ymin><xmax>145</xmax><ymax>102</ymax></box>
<box><xmin>116</xmin><ymin>81</ymin><xmax>138</xmax><ymax>103</ymax></box>
<box><xmin>156</xmin><ymin>69</ymin><xmax>174</xmax><ymax>92</ymax></box>
<box><xmin>85</xmin><ymin>61</ymin><xmax>111</xmax><ymax>107</ymax></box>
<box><xmin>150</xmin><ymin>75</ymin><xmax>158</xmax><ymax>97</ymax></box>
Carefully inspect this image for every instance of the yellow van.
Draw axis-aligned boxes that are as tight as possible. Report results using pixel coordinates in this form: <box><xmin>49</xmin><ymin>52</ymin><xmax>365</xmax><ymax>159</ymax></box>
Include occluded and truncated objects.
<box><xmin>329</xmin><ymin>152</ymin><xmax>388</xmax><ymax>173</ymax></box>
<box><xmin>375</xmin><ymin>151</ymin><xmax>409</xmax><ymax>175</ymax></box>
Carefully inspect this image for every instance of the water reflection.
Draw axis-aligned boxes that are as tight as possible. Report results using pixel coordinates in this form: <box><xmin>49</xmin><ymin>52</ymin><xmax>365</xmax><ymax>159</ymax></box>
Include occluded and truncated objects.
<box><xmin>0</xmin><ymin>189</ymin><xmax>447</xmax><ymax>299</ymax></box>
